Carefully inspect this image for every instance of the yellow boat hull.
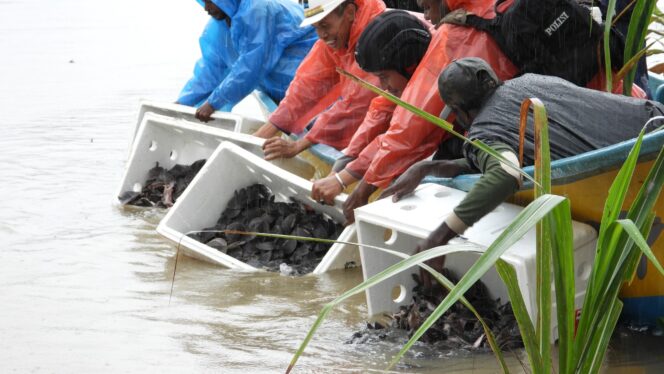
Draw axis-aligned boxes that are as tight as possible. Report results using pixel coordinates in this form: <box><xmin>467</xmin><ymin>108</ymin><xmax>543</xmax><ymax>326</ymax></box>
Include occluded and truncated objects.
<box><xmin>512</xmin><ymin>159</ymin><xmax>664</xmax><ymax>325</ymax></box>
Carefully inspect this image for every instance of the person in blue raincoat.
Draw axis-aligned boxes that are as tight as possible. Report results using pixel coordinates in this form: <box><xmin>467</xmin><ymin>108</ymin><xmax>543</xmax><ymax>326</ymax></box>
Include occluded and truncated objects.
<box><xmin>177</xmin><ymin>0</ymin><xmax>317</xmax><ymax>122</ymax></box>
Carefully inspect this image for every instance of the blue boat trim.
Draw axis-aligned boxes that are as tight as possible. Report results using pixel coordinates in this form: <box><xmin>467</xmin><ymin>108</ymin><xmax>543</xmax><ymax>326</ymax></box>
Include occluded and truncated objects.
<box><xmin>426</xmin><ymin>129</ymin><xmax>664</xmax><ymax>192</ymax></box>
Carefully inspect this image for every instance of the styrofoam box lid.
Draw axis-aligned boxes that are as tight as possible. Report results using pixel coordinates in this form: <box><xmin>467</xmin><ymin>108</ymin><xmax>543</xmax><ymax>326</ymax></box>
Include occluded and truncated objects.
<box><xmin>157</xmin><ymin>141</ymin><xmax>348</xmax><ymax>270</ymax></box>
<box><xmin>355</xmin><ymin>183</ymin><xmax>597</xmax><ymax>258</ymax></box>
<box><xmin>132</xmin><ymin>99</ymin><xmax>264</xmax><ymax>142</ymax></box>
<box><xmin>116</xmin><ymin>113</ymin><xmax>314</xmax><ymax>205</ymax></box>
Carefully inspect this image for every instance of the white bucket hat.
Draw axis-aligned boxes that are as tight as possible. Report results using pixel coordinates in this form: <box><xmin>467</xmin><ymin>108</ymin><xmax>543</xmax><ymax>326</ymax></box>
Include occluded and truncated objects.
<box><xmin>300</xmin><ymin>0</ymin><xmax>348</xmax><ymax>27</ymax></box>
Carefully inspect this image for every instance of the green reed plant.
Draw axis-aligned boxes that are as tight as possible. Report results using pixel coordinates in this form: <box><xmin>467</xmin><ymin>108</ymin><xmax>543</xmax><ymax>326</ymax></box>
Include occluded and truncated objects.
<box><xmin>285</xmin><ymin>86</ymin><xmax>664</xmax><ymax>373</ymax></box>
<box><xmin>603</xmin><ymin>0</ymin><xmax>659</xmax><ymax>94</ymax></box>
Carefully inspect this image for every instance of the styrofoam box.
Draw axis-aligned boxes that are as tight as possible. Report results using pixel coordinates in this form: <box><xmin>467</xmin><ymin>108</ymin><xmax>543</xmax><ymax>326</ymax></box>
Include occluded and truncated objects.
<box><xmin>355</xmin><ymin>183</ymin><xmax>597</xmax><ymax>337</ymax></box>
<box><xmin>131</xmin><ymin>95</ymin><xmax>265</xmax><ymax>144</ymax></box>
<box><xmin>156</xmin><ymin>141</ymin><xmax>358</xmax><ymax>271</ymax></box>
<box><xmin>116</xmin><ymin>113</ymin><xmax>315</xmax><ymax>206</ymax></box>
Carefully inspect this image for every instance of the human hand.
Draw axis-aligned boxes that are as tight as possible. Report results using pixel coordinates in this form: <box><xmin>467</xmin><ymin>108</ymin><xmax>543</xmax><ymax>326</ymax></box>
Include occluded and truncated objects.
<box><xmin>342</xmin><ymin>179</ymin><xmax>377</xmax><ymax>224</ymax></box>
<box><xmin>263</xmin><ymin>137</ymin><xmax>299</xmax><ymax>160</ymax></box>
<box><xmin>379</xmin><ymin>160</ymin><xmax>432</xmax><ymax>202</ymax></box>
<box><xmin>195</xmin><ymin>102</ymin><xmax>215</xmax><ymax>122</ymax></box>
<box><xmin>416</xmin><ymin>222</ymin><xmax>458</xmax><ymax>291</ymax></box>
<box><xmin>312</xmin><ymin>174</ymin><xmax>343</xmax><ymax>205</ymax></box>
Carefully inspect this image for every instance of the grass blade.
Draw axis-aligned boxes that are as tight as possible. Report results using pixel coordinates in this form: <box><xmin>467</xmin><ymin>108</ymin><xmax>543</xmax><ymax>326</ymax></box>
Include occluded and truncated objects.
<box><xmin>615</xmin><ymin>40</ymin><xmax>657</xmax><ymax>82</ymax></box>
<box><xmin>548</xmin><ymin>200</ymin><xmax>576</xmax><ymax>374</ymax></box>
<box><xmin>603</xmin><ymin>0</ymin><xmax>618</xmax><ymax>92</ymax></box>
<box><xmin>622</xmin><ymin>0</ymin><xmax>657</xmax><ymax>95</ymax></box>
<box><xmin>585</xmin><ymin>300</ymin><xmax>623</xmax><ymax>374</ymax></box>
<box><xmin>525</xmin><ymin>98</ymin><xmax>553</xmax><ymax>373</ymax></box>
<box><xmin>495</xmin><ymin>260</ymin><xmax>543</xmax><ymax>373</ymax></box>
<box><xmin>617</xmin><ymin>218</ymin><xmax>664</xmax><ymax>277</ymax></box>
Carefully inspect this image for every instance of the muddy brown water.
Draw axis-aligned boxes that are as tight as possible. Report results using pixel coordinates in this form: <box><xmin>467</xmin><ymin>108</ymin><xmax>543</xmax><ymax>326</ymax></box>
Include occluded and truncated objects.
<box><xmin>1</xmin><ymin>0</ymin><xmax>664</xmax><ymax>372</ymax></box>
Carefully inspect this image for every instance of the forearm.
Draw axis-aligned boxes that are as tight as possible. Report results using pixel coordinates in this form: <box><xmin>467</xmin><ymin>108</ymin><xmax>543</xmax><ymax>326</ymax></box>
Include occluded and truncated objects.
<box><xmin>293</xmin><ymin>138</ymin><xmax>313</xmax><ymax>154</ymax></box>
<box><xmin>419</xmin><ymin>158</ymin><xmax>473</xmax><ymax>179</ymax></box>
<box><xmin>253</xmin><ymin>122</ymin><xmax>280</xmax><ymax>138</ymax></box>
<box><xmin>450</xmin><ymin>146</ymin><xmax>520</xmax><ymax>233</ymax></box>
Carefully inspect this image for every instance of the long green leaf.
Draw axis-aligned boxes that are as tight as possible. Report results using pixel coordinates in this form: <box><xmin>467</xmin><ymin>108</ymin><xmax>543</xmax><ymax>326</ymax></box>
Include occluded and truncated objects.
<box><xmin>388</xmin><ymin>194</ymin><xmax>566</xmax><ymax>370</ymax></box>
<box><xmin>337</xmin><ymin>68</ymin><xmax>539</xmax><ymax>187</ymax></box>
<box><xmin>622</xmin><ymin>0</ymin><xmax>657</xmax><ymax>95</ymax></box>
<box><xmin>525</xmin><ymin>98</ymin><xmax>553</xmax><ymax>373</ymax></box>
<box><xmin>495</xmin><ymin>260</ymin><xmax>543</xmax><ymax>373</ymax></box>
<box><xmin>548</xmin><ymin>200</ymin><xmax>576</xmax><ymax>374</ymax></box>
<box><xmin>617</xmin><ymin>218</ymin><xmax>664</xmax><ymax>277</ymax></box>
<box><xmin>623</xmin><ymin>213</ymin><xmax>656</xmax><ymax>285</ymax></box>
<box><xmin>585</xmin><ymin>300</ymin><xmax>623</xmax><ymax>374</ymax></box>
<box><xmin>615</xmin><ymin>41</ymin><xmax>657</xmax><ymax>82</ymax></box>
<box><xmin>596</xmin><ymin>128</ymin><xmax>644</xmax><ymax>253</ymax></box>
<box><xmin>604</xmin><ymin>0</ymin><xmax>618</xmax><ymax>92</ymax></box>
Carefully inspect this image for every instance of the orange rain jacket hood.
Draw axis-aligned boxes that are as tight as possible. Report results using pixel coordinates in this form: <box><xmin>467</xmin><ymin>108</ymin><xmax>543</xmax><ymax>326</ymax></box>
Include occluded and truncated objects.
<box><xmin>267</xmin><ymin>0</ymin><xmax>390</xmax><ymax>150</ymax></box>
<box><xmin>345</xmin><ymin>0</ymin><xmax>518</xmax><ymax>188</ymax></box>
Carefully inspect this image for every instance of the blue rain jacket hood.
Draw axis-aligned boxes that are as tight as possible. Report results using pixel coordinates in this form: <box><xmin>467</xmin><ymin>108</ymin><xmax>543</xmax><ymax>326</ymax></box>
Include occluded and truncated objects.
<box><xmin>178</xmin><ymin>0</ymin><xmax>317</xmax><ymax>110</ymax></box>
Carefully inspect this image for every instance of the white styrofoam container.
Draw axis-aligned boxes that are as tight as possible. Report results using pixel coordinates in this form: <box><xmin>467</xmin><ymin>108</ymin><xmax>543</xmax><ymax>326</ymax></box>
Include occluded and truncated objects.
<box><xmin>131</xmin><ymin>94</ymin><xmax>265</xmax><ymax>145</ymax></box>
<box><xmin>116</xmin><ymin>113</ymin><xmax>315</xmax><ymax>206</ymax></box>
<box><xmin>355</xmin><ymin>183</ymin><xmax>597</xmax><ymax>337</ymax></box>
<box><xmin>156</xmin><ymin>141</ymin><xmax>354</xmax><ymax>271</ymax></box>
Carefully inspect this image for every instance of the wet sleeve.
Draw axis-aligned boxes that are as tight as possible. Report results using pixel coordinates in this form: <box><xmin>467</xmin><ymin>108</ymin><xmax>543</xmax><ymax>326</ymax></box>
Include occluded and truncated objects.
<box><xmin>346</xmin><ymin>134</ymin><xmax>381</xmax><ymax>179</ymax></box>
<box><xmin>363</xmin><ymin>106</ymin><xmax>450</xmax><ymax>189</ymax></box>
<box><xmin>303</xmin><ymin>61</ymin><xmax>386</xmax><ymax>150</ymax></box>
<box><xmin>268</xmin><ymin>41</ymin><xmax>340</xmax><ymax>134</ymax></box>
<box><xmin>206</xmin><ymin>7</ymin><xmax>285</xmax><ymax>110</ymax></box>
<box><xmin>177</xmin><ymin>19</ymin><xmax>230</xmax><ymax>107</ymax></box>
<box><xmin>450</xmin><ymin>143</ymin><xmax>520</xmax><ymax>232</ymax></box>
<box><xmin>342</xmin><ymin>97</ymin><xmax>395</xmax><ymax>158</ymax></box>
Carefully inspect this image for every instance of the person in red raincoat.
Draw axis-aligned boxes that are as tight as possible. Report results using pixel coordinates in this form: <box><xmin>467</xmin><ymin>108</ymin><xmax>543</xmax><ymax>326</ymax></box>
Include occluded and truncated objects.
<box><xmin>253</xmin><ymin>0</ymin><xmax>394</xmax><ymax>161</ymax></box>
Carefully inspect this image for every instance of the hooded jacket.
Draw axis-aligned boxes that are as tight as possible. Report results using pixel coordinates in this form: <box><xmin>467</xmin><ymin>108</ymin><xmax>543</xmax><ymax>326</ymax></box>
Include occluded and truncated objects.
<box><xmin>177</xmin><ymin>0</ymin><xmax>317</xmax><ymax>110</ymax></box>
<box><xmin>351</xmin><ymin>0</ymin><xmax>518</xmax><ymax>188</ymax></box>
<box><xmin>268</xmin><ymin>0</ymin><xmax>391</xmax><ymax>150</ymax></box>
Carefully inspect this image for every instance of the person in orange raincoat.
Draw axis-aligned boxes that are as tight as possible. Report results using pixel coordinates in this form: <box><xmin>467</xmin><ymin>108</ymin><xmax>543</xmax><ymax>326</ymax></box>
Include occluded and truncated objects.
<box><xmin>312</xmin><ymin>0</ymin><xmax>519</xmax><ymax>221</ymax></box>
<box><xmin>253</xmin><ymin>0</ymin><xmax>394</xmax><ymax>161</ymax></box>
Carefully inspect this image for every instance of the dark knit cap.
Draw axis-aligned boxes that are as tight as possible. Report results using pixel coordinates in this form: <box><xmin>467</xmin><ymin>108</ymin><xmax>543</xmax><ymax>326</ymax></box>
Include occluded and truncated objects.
<box><xmin>438</xmin><ymin>57</ymin><xmax>502</xmax><ymax>111</ymax></box>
